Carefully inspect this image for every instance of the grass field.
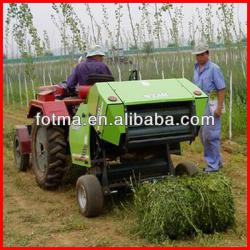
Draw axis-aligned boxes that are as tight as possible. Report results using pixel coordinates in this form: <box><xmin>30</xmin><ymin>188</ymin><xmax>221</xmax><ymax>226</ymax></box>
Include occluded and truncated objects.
<box><xmin>4</xmin><ymin>104</ymin><xmax>247</xmax><ymax>246</ymax></box>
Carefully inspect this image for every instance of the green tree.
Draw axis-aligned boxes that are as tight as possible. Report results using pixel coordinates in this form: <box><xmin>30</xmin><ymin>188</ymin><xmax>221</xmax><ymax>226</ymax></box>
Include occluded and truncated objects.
<box><xmin>142</xmin><ymin>41</ymin><xmax>154</xmax><ymax>55</ymax></box>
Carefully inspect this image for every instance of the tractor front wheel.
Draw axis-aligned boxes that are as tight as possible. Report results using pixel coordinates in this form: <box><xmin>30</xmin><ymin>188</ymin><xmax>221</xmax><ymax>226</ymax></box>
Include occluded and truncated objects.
<box><xmin>31</xmin><ymin>124</ymin><xmax>67</xmax><ymax>189</ymax></box>
<box><xmin>76</xmin><ymin>175</ymin><xmax>104</xmax><ymax>218</ymax></box>
<box><xmin>175</xmin><ymin>161</ymin><xmax>199</xmax><ymax>177</ymax></box>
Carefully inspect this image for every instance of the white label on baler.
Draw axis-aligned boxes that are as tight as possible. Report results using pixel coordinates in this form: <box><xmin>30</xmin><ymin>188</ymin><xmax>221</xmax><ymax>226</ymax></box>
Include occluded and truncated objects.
<box><xmin>144</xmin><ymin>93</ymin><xmax>168</xmax><ymax>99</ymax></box>
<box><xmin>141</xmin><ymin>81</ymin><xmax>150</xmax><ymax>86</ymax></box>
<box><xmin>84</xmin><ymin>135</ymin><xmax>88</xmax><ymax>145</ymax></box>
<box><xmin>71</xmin><ymin>124</ymin><xmax>81</xmax><ymax>130</ymax></box>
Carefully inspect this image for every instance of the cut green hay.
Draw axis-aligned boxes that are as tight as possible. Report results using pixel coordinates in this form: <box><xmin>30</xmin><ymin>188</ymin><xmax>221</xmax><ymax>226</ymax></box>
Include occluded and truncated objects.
<box><xmin>134</xmin><ymin>173</ymin><xmax>235</xmax><ymax>242</ymax></box>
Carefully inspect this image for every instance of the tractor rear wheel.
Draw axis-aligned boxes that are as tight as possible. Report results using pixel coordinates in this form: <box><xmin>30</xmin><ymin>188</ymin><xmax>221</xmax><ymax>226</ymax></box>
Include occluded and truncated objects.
<box><xmin>76</xmin><ymin>175</ymin><xmax>104</xmax><ymax>218</ymax></box>
<box><xmin>175</xmin><ymin>161</ymin><xmax>199</xmax><ymax>177</ymax></box>
<box><xmin>13</xmin><ymin>134</ymin><xmax>29</xmax><ymax>171</ymax></box>
<box><xmin>31</xmin><ymin>124</ymin><xmax>67</xmax><ymax>189</ymax></box>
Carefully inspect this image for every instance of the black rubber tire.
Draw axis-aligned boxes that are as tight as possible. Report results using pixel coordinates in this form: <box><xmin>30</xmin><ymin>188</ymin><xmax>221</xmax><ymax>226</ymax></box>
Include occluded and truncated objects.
<box><xmin>76</xmin><ymin>175</ymin><xmax>104</xmax><ymax>218</ymax></box>
<box><xmin>13</xmin><ymin>134</ymin><xmax>29</xmax><ymax>171</ymax></box>
<box><xmin>31</xmin><ymin>124</ymin><xmax>67</xmax><ymax>189</ymax></box>
<box><xmin>175</xmin><ymin>161</ymin><xmax>199</xmax><ymax>177</ymax></box>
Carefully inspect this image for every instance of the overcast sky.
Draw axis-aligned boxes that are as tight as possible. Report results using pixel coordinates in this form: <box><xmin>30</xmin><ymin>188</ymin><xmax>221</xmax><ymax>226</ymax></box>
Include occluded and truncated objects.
<box><xmin>3</xmin><ymin>3</ymin><xmax>247</xmax><ymax>56</ymax></box>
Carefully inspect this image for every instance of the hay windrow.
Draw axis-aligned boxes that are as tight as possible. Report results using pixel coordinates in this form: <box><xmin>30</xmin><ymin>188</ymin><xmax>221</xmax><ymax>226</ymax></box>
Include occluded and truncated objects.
<box><xmin>134</xmin><ymin>173</ymin><xmax>235</xmax><ymax>242</ymax></box>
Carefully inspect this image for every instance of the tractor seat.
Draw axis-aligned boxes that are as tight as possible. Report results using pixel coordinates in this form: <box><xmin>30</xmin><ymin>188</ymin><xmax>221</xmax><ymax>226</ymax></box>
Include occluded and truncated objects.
<box><xmin>85</xmin><ymin>74</ymin><xmax>114</xmax><ymax>85</ymax></box>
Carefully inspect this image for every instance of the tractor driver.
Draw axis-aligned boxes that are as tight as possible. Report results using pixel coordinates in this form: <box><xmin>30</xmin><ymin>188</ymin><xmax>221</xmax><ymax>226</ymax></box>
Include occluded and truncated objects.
<box><xmin>66</xmin><ymin>45</ymin><xmax>112</xmax><ymax>94</ymax></box>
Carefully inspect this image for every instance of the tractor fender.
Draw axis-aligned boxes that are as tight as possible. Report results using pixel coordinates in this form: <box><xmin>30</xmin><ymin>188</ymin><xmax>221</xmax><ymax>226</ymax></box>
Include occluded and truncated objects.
<box><xmin>27</xmin><ymin>100</ymin><xmax>70</xmax><ymax>123</ymax></box>
<box><xmin>15</xmin><ymin>125</ymin><xmax>31</xmax><ymax>154</ymax></box>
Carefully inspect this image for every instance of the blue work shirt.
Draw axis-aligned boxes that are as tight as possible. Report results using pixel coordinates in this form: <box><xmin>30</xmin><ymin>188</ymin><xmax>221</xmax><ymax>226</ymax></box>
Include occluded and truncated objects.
<box><xmin>66</xmin><ymin>58</ymin><xmax>112</xmax><ymax>90</ymax></box>
<box><xmin>193</xmin><ymin>60</ymin><xmax>225</xmax><ymax>94</ymax></box>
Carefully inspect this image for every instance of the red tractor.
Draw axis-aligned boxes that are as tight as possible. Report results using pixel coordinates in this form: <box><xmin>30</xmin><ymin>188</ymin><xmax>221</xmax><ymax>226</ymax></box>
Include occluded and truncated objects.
<box><xmin>13</xmin><ymin>75</ymin><xmax>114</xmax><ymax>189</ymax></box>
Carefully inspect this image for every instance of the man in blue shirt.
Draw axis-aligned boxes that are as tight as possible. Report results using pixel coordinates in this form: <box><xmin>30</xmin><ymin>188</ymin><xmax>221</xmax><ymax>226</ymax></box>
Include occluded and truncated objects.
<box><xmin>66</xmin><ymin>45</ymin><xmax>112</xmax><ymax>93</ymax></box>
<box><xmin>192</xmin><ymin>42</ymin><xmax>226</xmax><ymax>172</ymax></box>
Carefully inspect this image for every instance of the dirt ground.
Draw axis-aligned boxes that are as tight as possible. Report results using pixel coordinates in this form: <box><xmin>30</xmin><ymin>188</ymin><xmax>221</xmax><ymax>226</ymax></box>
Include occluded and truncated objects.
<box><xmin>3</xmin><ymin>105</ymin><xmax>247</xmax><ymax>246</ymax></box>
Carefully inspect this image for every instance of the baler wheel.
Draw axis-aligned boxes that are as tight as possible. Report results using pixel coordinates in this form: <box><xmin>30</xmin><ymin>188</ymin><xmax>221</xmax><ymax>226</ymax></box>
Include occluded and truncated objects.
<box><xmin>31</xmin><ymin>124</ymin><xmax>67</xmax><ymax>189</ymax></box>
<box><xmin>175</xmin><ymin>161</ymin><xmax>199</xmax><ymax>177</ymax></box>
<box><xmin>13</xmin><ymin>134</ymin><xmax>29</xmax><ymax>171</ymax></box>
<box><xmin>76</xmin><ymin>175</ymin><xmax>104</xmax><ymax>218</ymax></box>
